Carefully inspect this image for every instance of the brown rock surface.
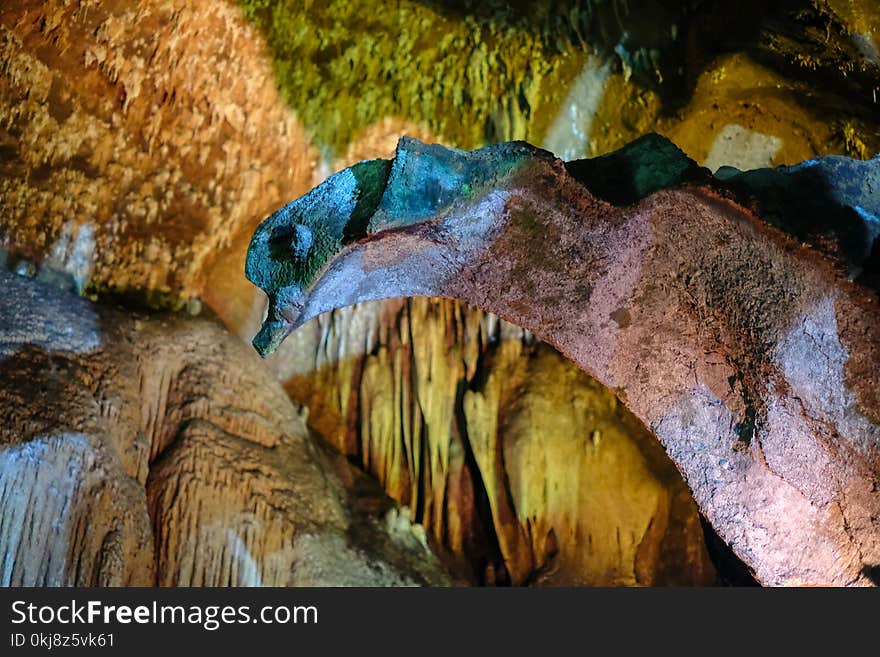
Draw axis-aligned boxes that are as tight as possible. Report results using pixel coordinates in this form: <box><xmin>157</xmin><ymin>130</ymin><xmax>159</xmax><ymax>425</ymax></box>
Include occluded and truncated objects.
<box><xmin>0</xmin><ymin>0</ymin><xmax>315</xmax><ymax>308</ymax></box>
<box><xmin>10</xmin><ymin>0</ymin><xmax>878</xmax><ymax>588</ymax></box>
<box><xmin>249</xmin><ymin>123</ymin><xmax>718</xmax><ymax>587</ymax></box>
<box><xmin>0</xmin><ymin>0</ymin><xmax>720</xmax><ymax>588</ymax></box>
<box><xmin>251</xmin><ymin>140</ymin><xmax>880</xmax><ymax>586</ymax></box>
<box><xmin>0</xmin><ymin>269</ymin><xmax>450</xmax><ymax>586</ymax></box>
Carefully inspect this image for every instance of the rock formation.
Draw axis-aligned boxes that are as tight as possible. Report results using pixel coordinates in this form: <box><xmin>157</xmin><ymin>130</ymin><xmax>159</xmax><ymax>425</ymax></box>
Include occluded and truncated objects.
<box><xmin>247</xmin><ymin>135</ymin><xmax>880</xmax><ymax>586</ymax></box>
<box><xmin>272</xmin><ymin>298</ymin><xmax>719</xmax><ymax>585</ymax></box>
<box><xmin>240</xmin><ymin>0</ymin><xmax>880</xmax><ymax>159</ymax></box>
<box><xmin>0</xmin><ymin>268</ymin><xmax>450</xmax><ymax>586</ymax></box>
<box><xmin>0</xmin><ymin>0</ymin><xmax>723</xmax><ymax>589</ymax></box>
<box><xmin>3</xmin><ymin>0</ymin><xmax>880</xmax><ymax>588</ymax></box>
<box><xmin>0</xmin><ymin>0</ymin><xmax>316</xmax><ymax>317</ymax></box>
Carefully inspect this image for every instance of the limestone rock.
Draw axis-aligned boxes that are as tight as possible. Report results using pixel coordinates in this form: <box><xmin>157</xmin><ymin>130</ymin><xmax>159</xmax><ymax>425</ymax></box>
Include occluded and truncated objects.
<box><xmin>239</xmin><ymin>0</ymin><xmax>880</xmax><ymax>158</ymax></box>
<box><xmin>5</xmin><ymin>0</ymin><xmax>880</xmax><ymax>589</ymax></box>
<box><xmin>0</xmin><ymin>0</ymin><xmax>316</xmax><ymax>310</ymax></box>
<box><xmin>247</xmin><ymin>136</ymin><xmax>880</xmax><ymax>586</ymax></box>
<box><xmin>0</xmin><ymin>269</ymin><xmax>450</xmax><ymax>586</ymax></box>
<box><xmin>266</xmin><ymin>297</ymin><xmax>717</xmax><ymax>586</ymax></box>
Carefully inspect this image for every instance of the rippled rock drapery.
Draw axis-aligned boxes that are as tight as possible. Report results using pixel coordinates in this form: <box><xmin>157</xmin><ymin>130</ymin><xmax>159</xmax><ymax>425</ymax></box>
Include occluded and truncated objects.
<box><xmin>0</xmin><ymin>269</ymin><xmax>450</xmax><ymax>586</ymax></box>
<box><xmin>271</xmin><ymin>299</ymin><xmax>717</xmax><ymax>585</ymax></box>
<box><xmin>247</xmin><ymin>136</ymin><xmax>880</xmax><ymax>586</ymax></box>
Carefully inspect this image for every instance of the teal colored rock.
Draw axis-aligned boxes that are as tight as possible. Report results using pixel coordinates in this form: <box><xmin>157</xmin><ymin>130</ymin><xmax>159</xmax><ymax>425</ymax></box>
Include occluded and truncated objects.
<box><xmin>246</xmin><ymin>137</ymin><xmax>541</xmax><ymax>355</ymax></box>
<box><xmin>247</xmin><ymin>134</ymin><xmax>880</xmax><ymax>356</ymax></box>
<box><xmin>564</xmin><ymin>133</ymin><xmax>712</xmax><ymax>205</ymax></box>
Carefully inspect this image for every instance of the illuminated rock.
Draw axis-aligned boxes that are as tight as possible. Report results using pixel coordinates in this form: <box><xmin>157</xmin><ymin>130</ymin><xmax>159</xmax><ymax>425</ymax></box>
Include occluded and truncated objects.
<box><xmin>0</xmin><ymin>0</ymin><xmax>316</xmax><ymax>313</ymax></box>
<box><xmin>247</xmin><ymin>135</ymin><xmax>880</xmax><ymax>586</ymax></box>
<box><xmin>0</xmin><ymin>269</ymin><xmax>450</xmax><ymax>586</ymax></box>
<box><xmin>4</xmin><ymin>0</ymin><xmax>880</xmax><ymax>588</ymax></box>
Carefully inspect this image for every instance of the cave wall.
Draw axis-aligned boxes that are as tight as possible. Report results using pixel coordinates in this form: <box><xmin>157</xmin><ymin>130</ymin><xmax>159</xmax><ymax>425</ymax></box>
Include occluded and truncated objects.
<box><xmin>0</xmin><ymin>269</ymin><xmax>449</xmax><ymax>586</ymax></box>
<box><xmin>0</xmin><ymin>0</ymin><xmax>316</xmax><ymax>318</ymax></box>
<box><xmin>244</xmin><ymin>0</ymin><xmax>880</xmax><ymax>585</ymax></box>
<box><xmin>273</xmin><ymin>298</ymin><xmax>716</xmax><ymax>585</ymax></box>
<box><xmin>2</xmin><ymin>0</ymin><xmax>879</xmax><ymax>585</ymax></box>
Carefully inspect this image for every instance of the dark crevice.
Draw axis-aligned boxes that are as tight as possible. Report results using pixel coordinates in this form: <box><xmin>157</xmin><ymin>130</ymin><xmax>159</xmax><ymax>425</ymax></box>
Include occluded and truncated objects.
<box><xmin>861</xmin><ymin>564</ymin><xmax>880</xmax><ymax>585</ymax></box>
<box><xmin>406</xmin><ymin>298</ymin><xmax>428</xmax><ymax>526</ymax></box>
<box><xmin>452</xmin><ymin>376</ymin><xmax>509</xmax><ymax>586</ymax></box>
<box><xmin>699</xmin><ymin>515</ymin><xmax>761</xmax><ymax>586</ymax></box>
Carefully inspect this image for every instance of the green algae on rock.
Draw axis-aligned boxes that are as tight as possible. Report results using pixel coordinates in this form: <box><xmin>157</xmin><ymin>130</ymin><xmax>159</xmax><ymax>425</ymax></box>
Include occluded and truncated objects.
<box><xmin>236</xmin><ymin>0</ymin><xmax>598</xmax><ymax>153</ymax></box>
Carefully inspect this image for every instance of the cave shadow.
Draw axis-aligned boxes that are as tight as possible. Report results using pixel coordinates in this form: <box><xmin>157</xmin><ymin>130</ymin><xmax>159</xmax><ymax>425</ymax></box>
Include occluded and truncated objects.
<box><xmin>700</xmin><ymin>517</ymin><xmax>759</xmax><ymax>587</ymax></box>
<box><xmin>715</xmin><ymin>162</ymin><xmax>880</xmax><ymax>290</ymax></box>
<box><xmin>862</xmin><ymin>564</ymin><xmax>880</xmax><ymax>586</ymax></box>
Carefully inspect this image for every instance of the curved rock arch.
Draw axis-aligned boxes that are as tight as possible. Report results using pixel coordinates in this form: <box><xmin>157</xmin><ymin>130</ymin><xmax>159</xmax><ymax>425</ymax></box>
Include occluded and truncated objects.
<box><xmin>246</xmin><ymin>135</ymin><xmax>880</xmax><ymax>586</ymax></box>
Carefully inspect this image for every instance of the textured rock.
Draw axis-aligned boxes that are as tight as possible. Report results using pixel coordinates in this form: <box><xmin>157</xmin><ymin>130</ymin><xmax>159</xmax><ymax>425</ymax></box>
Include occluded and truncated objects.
<box><xmin>5</xmin><ymin>0</ymin><xmax>880</xmax><ymax>588</ymax></box>
<box><xmin>239</xmin><ymin>1</ymin><xmax>880</xmax><ymax>158</ymax></box>
<box><xmin>273</xmin><ymin>298</ymin><xmax>717</xmax><ymax>585</ymax></box>
<box><xmin>0</xmin><ymin>0</ymin><xmax>316</xmax><ymax>306</ymax></box>
<box><xmin>248</xmin><ymin>136</ymin><xmax>880</xmax><ymax>586</ymax></box>
<box><xmin>224</xmin><ymin>7</ymin><xmax>880</xmax><ymax>575</ymax></box>
<box><xmin>0</xmin><ymin>269</ymin><xmax>450</xmax><ymax>586</ymax></box>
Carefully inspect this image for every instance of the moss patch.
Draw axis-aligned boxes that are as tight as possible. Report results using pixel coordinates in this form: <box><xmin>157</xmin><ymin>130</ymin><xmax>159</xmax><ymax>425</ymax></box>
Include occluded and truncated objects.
<box><xmin>237</xmin><ymin>0</ymin><xmax>597</xmax><ymax>155</ymax></box>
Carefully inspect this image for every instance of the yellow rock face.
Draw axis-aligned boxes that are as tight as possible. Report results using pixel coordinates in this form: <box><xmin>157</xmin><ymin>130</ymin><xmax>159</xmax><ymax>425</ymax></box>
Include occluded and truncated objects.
<box><xmin>0</xmin><ymin>0</ymin><xmax>316</xmax><ymax>304</ymax></box>
<box><xmin>279</xmin><ymin>298</ymin><xmax>716</xmax><ymax>586</ymax></box>
<box><xmin>591</xmin><ymin>52</ymin><xmax>879</xmax><ymax>167</ymax></box>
